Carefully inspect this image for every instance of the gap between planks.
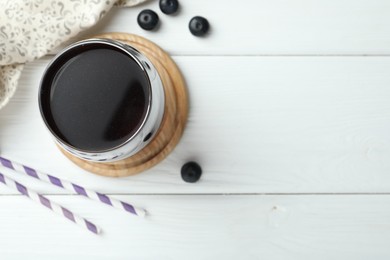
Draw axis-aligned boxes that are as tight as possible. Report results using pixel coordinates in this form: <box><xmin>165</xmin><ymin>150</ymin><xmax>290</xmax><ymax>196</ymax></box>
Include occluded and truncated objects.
<box><xmin>45</xmin><ymin>54</ymin><xmax>390</xmax><ymax>57</ymax></box>
<box><xmin>2</xmin><ymin>192</ymin><xmax>390</xmax><ymax>196</ymax></box>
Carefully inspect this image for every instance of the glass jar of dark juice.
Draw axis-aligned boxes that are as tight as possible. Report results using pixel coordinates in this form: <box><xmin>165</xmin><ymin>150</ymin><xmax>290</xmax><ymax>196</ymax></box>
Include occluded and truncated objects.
<box><xmin>39</xmin><ymin>39</ymin><xmax>164</xmax><ymax>162</ymax></box>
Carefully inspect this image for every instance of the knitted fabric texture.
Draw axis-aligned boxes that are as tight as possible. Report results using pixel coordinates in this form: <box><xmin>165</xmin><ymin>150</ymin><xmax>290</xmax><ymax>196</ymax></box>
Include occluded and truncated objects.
<box><xmin>0</xmin><ymin>0</ymin><xmax>146</xmax><ymax>110</ymax></box>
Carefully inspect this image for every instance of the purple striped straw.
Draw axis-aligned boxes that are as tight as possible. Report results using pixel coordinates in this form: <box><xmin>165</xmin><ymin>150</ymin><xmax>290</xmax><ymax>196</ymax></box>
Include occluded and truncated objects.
<box><xmin>0</xmin><ymin>156</ymin><xmax>146</xmax><ymax>217</ymax></box>
<box><xmin>0</xmin><ymin>171</ymin><xmax>101</xmax><ymax>234</ymax></box>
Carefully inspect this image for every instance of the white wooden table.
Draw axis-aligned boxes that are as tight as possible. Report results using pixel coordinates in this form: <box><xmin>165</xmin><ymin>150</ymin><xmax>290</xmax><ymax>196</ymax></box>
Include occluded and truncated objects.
<box><xmin>1</xmin><ymin>0</ymin><xmax>390</xmax><ymax>259</ymax></box>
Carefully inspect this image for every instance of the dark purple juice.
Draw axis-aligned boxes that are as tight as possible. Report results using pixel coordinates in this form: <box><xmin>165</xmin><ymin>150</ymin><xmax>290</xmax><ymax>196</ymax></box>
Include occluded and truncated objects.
<box><xmin>40</xmin><ymin>44</ymin><xmax>150</xmax><ymax>152</ymax></box>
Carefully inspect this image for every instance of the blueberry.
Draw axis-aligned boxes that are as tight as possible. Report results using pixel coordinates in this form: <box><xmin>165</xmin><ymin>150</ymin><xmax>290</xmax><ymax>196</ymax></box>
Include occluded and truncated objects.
<box><xmin>137</xmin><ymin>9</ymin><xmax>159</xmax><ymax>31</ymax></box>
<box><xmin>159</xmin><ymin>0</ymin><xmax>179</xmax><ymax>15</ymax></box>
<box><xmin>189</xmin><ymin>16</ymin><xmax>209</xmax><ymax>36</ymax></box>
<box><xmin>181</xmin><ymin>162</ymin><xmax>202</xmax><ymax>183</ymax></box>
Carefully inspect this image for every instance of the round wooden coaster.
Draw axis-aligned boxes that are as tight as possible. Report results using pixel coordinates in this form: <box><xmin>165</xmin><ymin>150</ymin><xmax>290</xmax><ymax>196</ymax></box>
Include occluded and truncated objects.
<box><xmin>60</xmin><ymin>33</ymin><xmax>188</xmax><ymax>177</ymax></box>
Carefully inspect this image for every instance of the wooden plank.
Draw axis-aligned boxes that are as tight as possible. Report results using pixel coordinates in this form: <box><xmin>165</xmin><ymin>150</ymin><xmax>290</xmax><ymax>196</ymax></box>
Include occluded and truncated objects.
<box><xmin>0</xmin><ymin>194</ymin><xmax>389</xmax><ymax>259</ymax></box>
<box><xmin>70</xmin><ymin>0</ymin><xmax>390</xmax><ymax>55</ymax></box>
<box><xmin>1</xmin><ymin>56</ymin><xmax>390</xmax><ymax>194</ymax></box>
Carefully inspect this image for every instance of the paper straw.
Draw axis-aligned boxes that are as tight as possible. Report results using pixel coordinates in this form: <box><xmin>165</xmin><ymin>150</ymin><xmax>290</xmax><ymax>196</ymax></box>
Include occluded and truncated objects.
<box><xmin>0</xmin><ymin>171</ymin><xmax>101</xmax><ymax>235</ymax></box>
<box><xmin>0</xmin><ymin>156</ymin><xmax>146</xmax><ymax>217</ymax></box>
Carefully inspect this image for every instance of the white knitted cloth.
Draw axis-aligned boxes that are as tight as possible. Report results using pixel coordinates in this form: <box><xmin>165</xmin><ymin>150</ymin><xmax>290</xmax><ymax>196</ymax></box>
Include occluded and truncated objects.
<box><xmin>0</xmin><ymin>0</ymin><xmax>146</xmax><ymax>110</ymax></box>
